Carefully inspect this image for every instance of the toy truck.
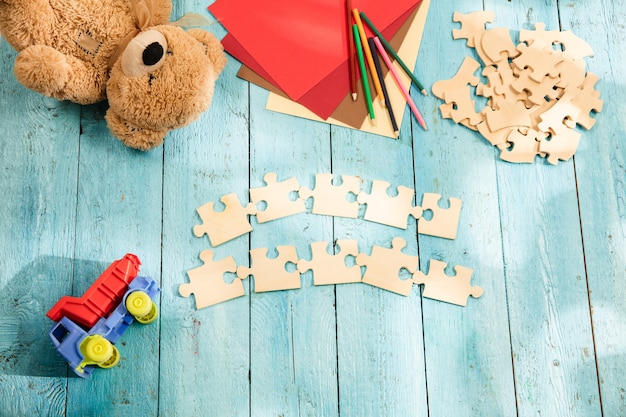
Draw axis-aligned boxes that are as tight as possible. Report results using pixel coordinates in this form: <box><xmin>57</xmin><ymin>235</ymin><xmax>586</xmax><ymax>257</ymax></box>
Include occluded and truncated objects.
<box><xmin>46</xmin><ymin>253</ymin><xmax>160</xmax><ymax>378</ymax></box>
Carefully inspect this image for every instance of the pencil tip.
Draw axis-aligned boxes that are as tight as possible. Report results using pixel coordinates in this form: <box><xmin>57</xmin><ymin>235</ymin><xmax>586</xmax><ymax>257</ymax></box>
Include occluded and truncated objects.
<box><xmin>352</xmin><ymin>93</ymin><xmax>357</xmax><ymax>101</ymax></box>
<box><xmin>421</xmin><ymin>89</ymin><xmax>428</xmax><ymax>96</ymax></box>
<box><xmin>421</xmin><ymin>123</ymin><xmax>428</xmax><ymax>130</ymax></box>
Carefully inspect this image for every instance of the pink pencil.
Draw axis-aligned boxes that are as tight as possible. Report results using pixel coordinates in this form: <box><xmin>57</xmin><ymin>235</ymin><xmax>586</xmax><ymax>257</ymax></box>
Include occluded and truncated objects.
<box><xmin>372</xmin><ymin>36</ymin><xmax>427</xmax><ymax>130</ymax></box>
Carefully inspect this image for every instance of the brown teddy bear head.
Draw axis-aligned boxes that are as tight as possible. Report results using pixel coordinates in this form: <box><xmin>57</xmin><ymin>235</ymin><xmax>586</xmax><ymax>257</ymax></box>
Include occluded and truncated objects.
<box><xmin>106</xmin><ymin>25</ymin><xmax>226</xmax><ymax>150</ymax></box>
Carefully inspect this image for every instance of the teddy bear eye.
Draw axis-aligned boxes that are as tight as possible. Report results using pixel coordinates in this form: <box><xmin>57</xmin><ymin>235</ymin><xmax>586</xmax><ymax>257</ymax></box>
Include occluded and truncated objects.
<box><xmin>121</xmin><ymin>30</ymin><xmax>168</xmax><ymax>78</ymax></box>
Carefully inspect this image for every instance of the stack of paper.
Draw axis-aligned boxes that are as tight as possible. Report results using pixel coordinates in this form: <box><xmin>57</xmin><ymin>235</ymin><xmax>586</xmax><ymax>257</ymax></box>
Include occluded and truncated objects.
<box><xmin>209</xmin><ymin>0</ymin><xmax>430</xmax><ymax>137</ymax></box>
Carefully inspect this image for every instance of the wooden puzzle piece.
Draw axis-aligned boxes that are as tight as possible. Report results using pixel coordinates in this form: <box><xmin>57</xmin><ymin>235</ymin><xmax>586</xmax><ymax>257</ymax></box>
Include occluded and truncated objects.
<box><xmin>356</xmin><ymin>237</ymin><xmax>418</xmax><ymax>296</ymax></box>
<box><xmin>298</xmin><ymin>173</ymin><xmax>360</xmax><ymax>218</ymax></box>
<box><xmin>417</xmin><ymin>193</ymin><xmax>462</xmax><ymax>240</ymax></box>
<box><xmin>565</xmin><ymin>72</ymin><xmax>603</xmax><ymax>130</ymax></box>
<box><xmin>480</xmin><ymin>27</ymin><xmax>519</xmax><ymax>64</ymax></box>
<box><xmin>476</xmin><ymin>122</ymin><xmax>514</xmax><ymax>148</ymax></box>
<box><xmin>236</xmin><ymin>246</ymin><xmax>301</xmax><ymax>292</ymax></box>
<box><xmin>539</xmin><ymin>127</ymin><xmax>582</xmax><ymax>165</ymax></box>
<box><xmin>413</xmin><ymin>259</ymin><xmax>482</xmax><ymax>306</ymax></box>
<box><xmin>520</xmin><ymin>22</ymin><xmax>594</xmax><ymax>60</ymax></box>
<box><xmin>249</xmin><ymin>172</ymin><xmax>306</xmax><ymax>223</ymax></box>
<box><xmin>442</xmin><ymin>87</ymin><xmax>483</xmax><ymax>128</ymax></box>
<box><xmin>511</xmin><ymin>68</ymin><xmax>561</xmax><ymax>106</ymax></box>
<box><xmin>499</xmin><ymin>128</ymin><xmax>545</xmax><ymax>164</ymax></box>
<box><xmin>297</xmin><ymin>240</ymin><xmax>361</xmax><ymax>286</ymax></box>
<box><xmin>439</xmin><ymin>102</ymin><xmax>479</xmax><ymax>131</ymax></box>
<box><xmin>554</xmin><ymin>56</ymin><xmax>586</xmax><ymax>90</ymax></box>
<box><xmin>483</xmin><ymin>100</ymin><xmax>533</xmax><ymax>132</ymax></box>
<box><xmin>432</xmin><ymin>56</ymin><xmax>481</xmax><ymax>100</ymax></box>
<box><xmin>357</xmin><ymin>180</ymin><xmax>423</xmax><ymax>229</ymax></box>
<box><xmin>537</xmin><ymin>95</ymin><xmax>581</xmax><ymax>134</ymax></box>
<box><xmin>452</xmin><ymin>10</ymin><xmax>495</xmax><ymax>48</ymax></box>
<box><xmin>477</xmin><ymin>64</ymin><xmax>529</xmax><ymax>110</ymax></box>
<box><xmin>512</xmin><ymin>40</ymin><xmax>564</xmax><ymax>83</ymax></box>
<box><xmin>193</xmin><ymin>193</ymin><xmax>257</xmax><ymax>246</ymax></box>
<box><xmin>180</xmin><ymin>250</ymin><xmax>244</xmax><ymax>309</ymax></box>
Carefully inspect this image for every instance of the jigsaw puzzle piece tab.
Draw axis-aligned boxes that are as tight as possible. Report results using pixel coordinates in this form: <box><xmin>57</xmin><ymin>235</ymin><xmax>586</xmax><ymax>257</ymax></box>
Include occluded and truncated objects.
<box><xmin>520</xmin><ymin>22</ymin><xmax>594</xmax><ymax>60</ymax></box>
<box><xmin>512</xmin><ymin>40</ymin><xmax>564</xmax><ymax>83</ymax></box>
<box><xmin>432</xmin><ymin>56</ymin><xmax>481</xmax><ymax>100</ymax></box>
<box><xmin>193</xmin><ymin>193</ymin><xmax>257</xmax><ymax>246</ymax></box>
<box><xmin>298</xmin><ymin>173</ymin><xmax>361</xmax><ymax>218</ymax></box>
<box><xmin>356</xmin><ymin>237</ymin><xmax>418</xmax><ymax>296</ymax></box>
<box><xmin>357</xmin><ymin>180</ymin><xmax>423</xmax><ymax>229</ymax></box>
<box><xmin>565</xmin><ymin>72</ymin><xmax>603</xmax><ymax>130</ymax></box>
<box><xmin>413</xmin><ymin>259</ymin><xmax>482</xmax><ymax>306</ymax></box>
<box><xmin>418</xmin><ymin>193</ymin><xmax>462</xmax><ymax>240</ymax></box>
<box><xmin>297</xmin><ymin>240</ymin><xmax>361</xmax><ymax>286</ymax></box>
<box><xmin>480</xmin><ymin>27</ymin><xmax>520</xmax><ymax>64</ymax></box>
<box><xmin>249</xmin><ymin>172</ymin><xmax>306</xmax><ymax>223</ymax></box>
<box><xmin>452</xmin><ymin>10</ymin><xmax>495</xmax><ymax>48</ymax></box>
<box><xmin>180</xmin><ymin>250</ymin><xmax>244</xmax><ymax>309</ymax></box>
<box><xmin>539</xmin><ymin>127</ymin><xmax>582</xmax><ymax>165</ymax></box>
<box><xmin>499</xmin><ymin>128</ymin><xmax>545</xmax><ymax>164</ymax></box>
<box><xmin>442</xmin><ymin>87</ymin><xmax>483</xmax><ymax>128</ymax></box>
<box><xmin>237</xmin><ymin>246</ymin><xmax>301</xmax><ymax>292</ymax></box>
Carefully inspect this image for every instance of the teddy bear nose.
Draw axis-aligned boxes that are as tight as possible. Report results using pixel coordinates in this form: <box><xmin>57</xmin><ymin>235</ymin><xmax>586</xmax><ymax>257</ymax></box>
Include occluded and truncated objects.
<box><xmin>143</xmin><ymin>42</ymin><xmax>164</xmax><ymax>66</ymax></box>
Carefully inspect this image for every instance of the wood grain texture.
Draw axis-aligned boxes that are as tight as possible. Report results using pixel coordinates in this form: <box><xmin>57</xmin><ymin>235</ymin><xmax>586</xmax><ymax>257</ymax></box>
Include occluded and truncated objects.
<box><xmin>159</xmin><ymin>2</ymin><xmax>251</xmax><ymax>415</ymax></box>
<box><xmin>558</xmin><ymin>1</ymin><xmax>626</xmax><ymax>415</ymax></box>
<box><xmin>485</xmin><ymin>1</ymin><xmax>603</xmax><ymax>415</ymax></box>
<box><xmin>1</xmin><ymin>0</ymin><xmax>625</xmax><ymax>415</ymax></box>
<box><xmin>0</xmin><ymin>41</ymin><xmax>79</xmax><ymax>417</ymax></box>
<box><xmin>414</xmin><ymin>2</ymin><xmax>517</xmax><ymax>416</ymax></box>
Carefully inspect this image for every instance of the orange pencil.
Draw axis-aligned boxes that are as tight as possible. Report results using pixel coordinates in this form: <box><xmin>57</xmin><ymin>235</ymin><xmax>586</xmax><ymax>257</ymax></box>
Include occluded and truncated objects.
<box><xmin>346</xmin><ymin>0</ymin><xmax>357</xmax><ymax>100</ymax></box>
<box><xmin>352</xmin><ymin>8</ymin><xmax>384</xmax><ymax>105</ymax></box>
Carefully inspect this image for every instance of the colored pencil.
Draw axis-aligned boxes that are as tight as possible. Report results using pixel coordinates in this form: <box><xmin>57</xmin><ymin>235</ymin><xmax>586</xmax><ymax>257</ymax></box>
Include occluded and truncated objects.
<box><xmin>346</xmin><ymin>0</ymin><xmax>357</xmax><ymax>100</ymax></box>
<box><xmin>353</xmin><ymin>24</ymin><xmax>374</xmax><ymax>120</ymax></box>
<box><xmin>352</xmin><ymin>8</ymin><xmax>385</xmax><ymax>105</ymax></box>
<box><xmin>368</xmin><ymin>37</ymin><xmax>398</xmax><ymax>135</ymax></box>
<box><xmin>360</xmin><ymin>11</ymin><xmax>427</xmax><ymax>95</ymax></box>
<box><xmin>373</xmin><ymin>36</ymin><xmax>427</xmax><ymax>130</ymax></box>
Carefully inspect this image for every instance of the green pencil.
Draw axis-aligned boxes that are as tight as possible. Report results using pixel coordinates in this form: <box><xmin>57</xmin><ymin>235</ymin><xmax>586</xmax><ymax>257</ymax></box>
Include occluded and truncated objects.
<box><xmin>359</xmin><ymin>11</ymin><xmax>427</xmax><ymax>95</ymax></box>
<box><xmin>353</xmin><ymin>24</ymin><xmax>375</xmax><ymax>120</ymax></box>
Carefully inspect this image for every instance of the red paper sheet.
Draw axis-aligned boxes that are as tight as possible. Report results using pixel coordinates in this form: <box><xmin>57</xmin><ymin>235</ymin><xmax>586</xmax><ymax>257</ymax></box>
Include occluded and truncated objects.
<box><xmin>216</xmin><ymin>2</ymin><xmax>420</xmax><ymax>120</ymax></box>
<box><xmin>209</xmin><ymin>0</ymin><xmax>421</xmax><ymax>105</ymax></box>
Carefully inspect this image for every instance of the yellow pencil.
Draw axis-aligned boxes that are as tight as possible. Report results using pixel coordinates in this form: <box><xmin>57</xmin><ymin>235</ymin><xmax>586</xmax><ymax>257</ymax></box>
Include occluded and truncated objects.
<box><xmin>352</xmin><ymin>8</ymin><xmax>385</xmax><ymax>105</ymax></box>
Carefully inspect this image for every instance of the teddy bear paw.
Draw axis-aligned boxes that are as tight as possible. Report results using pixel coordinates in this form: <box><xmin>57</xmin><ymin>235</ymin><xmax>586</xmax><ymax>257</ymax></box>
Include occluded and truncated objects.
<box><xmin>14</xmin><ymin>45</ymin><xmax>71</xmax><ymax>96</ymax></box>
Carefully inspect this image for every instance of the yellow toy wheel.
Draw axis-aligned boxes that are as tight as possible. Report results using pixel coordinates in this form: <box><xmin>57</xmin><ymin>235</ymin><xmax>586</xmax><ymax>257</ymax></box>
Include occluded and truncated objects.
<box><xmin>98</xmin><ymin>345</ymin><xmax>120</xmax><ymax>369</ymax></box>
<box><xmin>81</xmin><ymin>335</ymin><xmax>120</xmax><ymax>369</ymax></box>
<box><xmin>126</xmin><ymin>291</ymin><xmax>158</xmax><ymax>324</ymax></box>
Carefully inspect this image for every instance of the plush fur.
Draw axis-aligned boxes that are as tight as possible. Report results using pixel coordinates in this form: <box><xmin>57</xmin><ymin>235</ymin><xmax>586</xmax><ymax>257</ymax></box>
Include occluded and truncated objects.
<box><xmin>0</xmin><ymin>0</ymin><xmax>226</xmax><ymax>150</ymax></box>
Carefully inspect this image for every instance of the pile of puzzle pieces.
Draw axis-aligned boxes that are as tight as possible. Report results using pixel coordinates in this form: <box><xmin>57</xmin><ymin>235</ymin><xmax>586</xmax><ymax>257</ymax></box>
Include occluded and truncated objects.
<box><xmin>432</xmin><ymin>11</ymin><xmax>603</xmax><ymax>164</ymax></box>
<box><xmin>179</xmin><ymin>237</ymin><xmax>483</xmax><ymax>309</ymax></box>
<box><xmin>193</xmin><ymin>172</ymin><xmax>462</xmax><ymax>247</ymax></box>
<box><xmin>180</xmin><ymin>172</ymin><xmax>481</xmax><ymax>309</ymax></box>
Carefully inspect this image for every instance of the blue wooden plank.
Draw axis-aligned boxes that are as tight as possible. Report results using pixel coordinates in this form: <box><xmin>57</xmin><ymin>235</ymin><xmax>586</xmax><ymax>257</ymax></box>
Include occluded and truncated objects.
<box><xmin>483</xmin><ymin>1</ymin><xmax>602</xmax><ymax>415</ymax></box>
<box><xmin>62</xmin><ymin>101</ymin><xmax>163</xmax><ymax>416</ymax></box>
<box><xmin>159</xmin><ymin>1</ymin><xmax>252</xmax><ymax>414</ymax></box>
<box><xmin>0</xmin><ymin>37</ymin><xmax>80</xmax><ymax>417</ymax></box>
<box><xmin>412</xmin><ymin>2</ymin><xmax>518</xmax><ymax>416</ymax></box>
<box><xmin>330</xmin><ymin>91</ymin><xmax>428</xmax><ymax>415</ymax></box>
<box><xmin>558</xmin><ymin>1</ymin><xmax>626</xmax><ymax>415</ymax></box>
<box><xmin>246</xmin><ymin>84</ymin><xmax>339</xmax><ymax>416</ymax></box>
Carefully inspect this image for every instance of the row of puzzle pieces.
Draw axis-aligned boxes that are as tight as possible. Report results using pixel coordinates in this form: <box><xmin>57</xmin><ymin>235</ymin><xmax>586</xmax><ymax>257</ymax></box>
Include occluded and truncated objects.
<box><xmin>194</xmin><ymin>172</ymin><xmax>462</xmax><ymax>246</ymax></box>
<box><xmin>432</xmin><ymin>11</ymin><xmax>603</xmax><ymax>165</ymax></box>
<box><xmin>179</xmin><ymin>237</ymin><xmax>483</xmax><ymax>309</ymax></box>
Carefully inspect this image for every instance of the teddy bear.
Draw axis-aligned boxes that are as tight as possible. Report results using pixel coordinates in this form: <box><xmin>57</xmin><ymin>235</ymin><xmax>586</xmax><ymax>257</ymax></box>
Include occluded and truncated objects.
<box><xmin>0</xmin><ymin>0</ymin><xmax>227</xmax><ymax>150</ymax></box>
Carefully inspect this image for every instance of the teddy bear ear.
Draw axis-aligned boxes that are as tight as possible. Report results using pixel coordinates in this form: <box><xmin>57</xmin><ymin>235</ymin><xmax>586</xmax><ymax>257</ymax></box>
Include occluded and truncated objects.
<box><xmin>105</xmin><ymin>109</ymin><xmax>168</xmax><ymax>150</ymax></box>
<box><xmin>186</xmin><ymin>28</ymin><xmax>227</xmax><ymax>76</ymax></box>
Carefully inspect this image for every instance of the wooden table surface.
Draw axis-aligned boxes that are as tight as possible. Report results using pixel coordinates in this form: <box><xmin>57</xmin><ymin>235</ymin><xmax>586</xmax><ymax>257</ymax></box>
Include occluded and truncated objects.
<box><xmin>1</xmin><ymin>0</ymin><xmax>624</xmax><ymax>416</ymax></box>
